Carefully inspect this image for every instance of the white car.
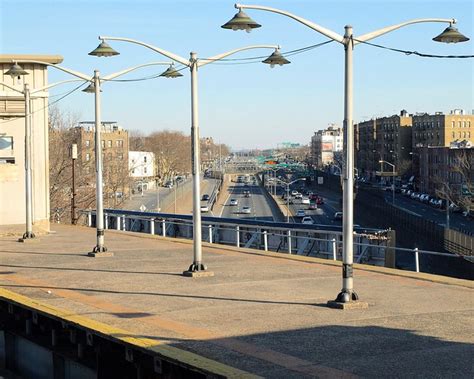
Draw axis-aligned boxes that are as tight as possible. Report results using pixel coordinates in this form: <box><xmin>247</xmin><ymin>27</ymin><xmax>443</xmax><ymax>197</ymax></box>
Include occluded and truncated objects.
<box><xmin>296</xmin><ymin>209</ymin><xmax>306</xmax><ymax>217</ymax></box>
<box><xmin>301</xmin><ymin>216</ymin><xmax>314</xmax><ymax>224</ymax></box>
<box><xmin>200</xmin><ymin>204</ymin><xmax>209</xmax><ymax>212</ymax></box>
<box><xmin>229</xmin><ymin>199</ymin><xmax>238</xmax><ymax>206</ymax></box>
<box><xmin>294</xmin><ymin>193</ymin><xmax>303</xmax><ymax>199</ymax></box>
<box><xmin>301</xmin><ymin>197</ymin><xmax>310</xmax><ymax>204</ymax></box>
<box><xmin>241</xmin><ymin>206</ymin><xmax>251</xmax><ymax>214</ymax></box>
<box><xmin>291</xmin><ymin>190</ymin><xmax>298</xmax><ymax>196</ymax></box>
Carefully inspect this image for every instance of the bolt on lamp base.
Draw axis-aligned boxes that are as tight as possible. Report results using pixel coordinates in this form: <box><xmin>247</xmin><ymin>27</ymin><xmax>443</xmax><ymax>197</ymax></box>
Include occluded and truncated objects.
<box><xmin>327</xmin><ymin>290</ymin><xmax>368</xmax><ymax>310</ymax></box>
<box><xmin>183</xmin><ymin>262</ymin><xmax>214</xmax><ymax>278</ymax></box>
<box><xmin>88</xmin><ymin>245</ymin><xmax>113</xmax><ymax>257</ymax></box>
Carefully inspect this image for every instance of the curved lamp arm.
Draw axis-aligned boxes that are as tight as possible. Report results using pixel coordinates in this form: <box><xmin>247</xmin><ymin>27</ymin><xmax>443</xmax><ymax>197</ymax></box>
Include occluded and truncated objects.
<box><xmin>102</xmin><ymin>61</ymin><xmax>174</xmax><ymax>81</ymax></box>
<box><xmin>355</xmin><ymin>18</ymin><xmax>456</xmax><ymax>45</ymax></box>
<box><xmin>19</xmin><ymin>60</ymin><xmax>92</xmax><ymax>81</ymax></box>
<box><xmin>0</xmin><ymin>81</ymin><xmax>23</xmax><ymax>94</ymax></box>
<box><xmin>30</xmin><ymin>79</ymin><xmax>87</xmax><ymax>94</ymax></box>
<box><xmin>99</xmin><ymin>36</ymin><xmax>190</xmax><ymax>66</ymax></box>
<box><xmin>197</xmin><ymin>44</ymin><xmax>279</xmax><ymax>68</ymax></box>
<box><xmin>235</xmin><ymin>3</ymin><xmax>344</xmax><ymax>44</ymax></box>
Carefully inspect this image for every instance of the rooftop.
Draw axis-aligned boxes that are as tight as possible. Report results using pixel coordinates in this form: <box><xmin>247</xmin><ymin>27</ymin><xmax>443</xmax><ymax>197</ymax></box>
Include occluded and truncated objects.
<box><xmin>0</xmin><ymin>225</ymin><xmax>472</xmax><ymax>377</ymax></box>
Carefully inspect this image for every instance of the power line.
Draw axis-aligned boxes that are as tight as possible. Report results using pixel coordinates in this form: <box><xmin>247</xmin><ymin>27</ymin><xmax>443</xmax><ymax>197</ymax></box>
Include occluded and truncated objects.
<box><xmin>354</xmin><ymin>38</ymin><xmax>474</xmax><ymax>58</ymax></box>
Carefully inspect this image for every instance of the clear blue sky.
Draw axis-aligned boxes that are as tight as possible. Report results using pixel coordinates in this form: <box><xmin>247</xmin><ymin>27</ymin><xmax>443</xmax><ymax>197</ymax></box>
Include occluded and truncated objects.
<box><xmin>1</xmin><ymin>0</ymin><xmax>473</xmax><ymax>149</ymax></box>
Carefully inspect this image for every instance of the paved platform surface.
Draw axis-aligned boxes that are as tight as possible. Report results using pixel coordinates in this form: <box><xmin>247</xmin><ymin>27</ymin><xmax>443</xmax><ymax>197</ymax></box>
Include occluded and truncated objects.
<box><xmin>0</xmin><ymin>225</ymin><xmax>473</xmax><ymax>378</ymax></box>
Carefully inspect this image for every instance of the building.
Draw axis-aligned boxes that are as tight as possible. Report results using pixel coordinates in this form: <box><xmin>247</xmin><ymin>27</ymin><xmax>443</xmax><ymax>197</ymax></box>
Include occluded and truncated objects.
<box><xmin>310</xmin><ymin>125</ymin><xmax>343</xmax><ymax>168</ymax></box>
<box><xmin>129</xmin><ymin>151</ymin><xmax>155</xmax><ymax>191</ymax></box>
<box><xmin>417</xmin><ymin>145</ymin><xmax>473</xmax><ymax>208</ymax></box>
<box><xmin>0</xmin><ymin>54</ymin><xmax>63</xmax><ymax>234</ymax></box>
<box><xmin>72</xmin><ymin>121</ymin><xmax>130</xmax><ymax>205</ymax></box>
<box><xmin>412</xmin><ymin>109</ymin><xmax>473</xmax><ymax>148</ymax></box>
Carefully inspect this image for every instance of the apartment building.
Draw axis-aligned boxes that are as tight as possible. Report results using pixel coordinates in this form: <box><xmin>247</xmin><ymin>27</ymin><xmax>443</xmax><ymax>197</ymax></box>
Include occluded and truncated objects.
<box><xmin>412</xmin><ymin>109</ymin><xmax>473</xmax><ymax>148</ymax></box>
<box><xmin>72</xmin><ymin>121</ymin><xmax>130</xmax><ymax>202</ymax></box>
<box><xmin>310</xmin><ymin>125</ymin><xmax>343</xmax><ymax>168</ymax></box>
<box><xmin>129</xmin><ymin>151</ymin><xmax>155</xmax><ymax>191</ymax></box>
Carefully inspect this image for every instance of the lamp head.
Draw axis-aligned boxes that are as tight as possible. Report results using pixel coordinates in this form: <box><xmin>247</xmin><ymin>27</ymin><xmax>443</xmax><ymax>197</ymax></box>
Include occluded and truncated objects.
<box><xmin>432</xmin><ymin>25</ymin><xmax>469</xmax><ymax>43</ymax></box>
<box><xmin>378</xmin><ymin>160</ymin><xmax>383</xmax><ymax>163</ymax></box>
<box><xmin>159</xmin><ymin>64</ymin><xmax>183</xmax><ymax>78</ymax></box>
<box><xmin>221</xmin><ymin>9</ymin><xmax>261</xmax><ymax>32</ymax></box>
<box><xmin>89</xmin><ymin>40</ymin><xmax>120</xmax><ymax>57</ymax></box>
<box><xmin>82</xmin><ymin>82</ymin><xmax>102</xmax><ymax>93</ymax></box>
<box><xmin>5</xmin><ymin>62</ymin><xmax>29</xmax><ymax>80</ymax></box>
<box><xmin>262</xmin><ymin>49</ymin><xmax>291</xmax><ymax>68</ymax></box>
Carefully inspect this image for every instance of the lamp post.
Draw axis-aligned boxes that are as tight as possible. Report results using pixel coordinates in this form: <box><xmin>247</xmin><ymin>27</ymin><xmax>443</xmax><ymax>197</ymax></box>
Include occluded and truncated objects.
<box><xmin>223</xmin><ymin>3</ymin><xmax>469</xmax><ymax>304</ymax></box>
<box><xmin>4</xmin><ymin>60</ymin><xmax>173</xmax><ymax>253</ymax></box>
<box><xmin>379</xmin><ymin>160</ymin><xmax>396</xmax><ymax>204</ymax></box>
<box><xmin>89</xmin><ymin>36</ymin><xmax>290</xmax><ymax>276</ymax></box>
<box><xmin>71</xmin><ymin>144</ymin><xmax>78</xmax><ymax>225</ymax></box>
<box><xmin>274</xmin><ymin>177</ymin><xmax>306</xmax><ymax>222</ymax></box>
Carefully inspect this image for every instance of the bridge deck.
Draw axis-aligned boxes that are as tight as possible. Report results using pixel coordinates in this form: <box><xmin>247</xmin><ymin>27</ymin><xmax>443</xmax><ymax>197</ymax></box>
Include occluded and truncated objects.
<box><xmin>1</xmin><ymin>225</ymin><xmax>473</xmax><ymax>378</ymax></box>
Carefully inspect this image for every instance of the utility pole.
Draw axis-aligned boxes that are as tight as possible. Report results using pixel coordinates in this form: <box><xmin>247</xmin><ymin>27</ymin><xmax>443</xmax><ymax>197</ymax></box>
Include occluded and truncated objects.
<box><xmin>71</xmin><ymin>144</ymin><xmax>78</xmax><ymax>225</ymax></box>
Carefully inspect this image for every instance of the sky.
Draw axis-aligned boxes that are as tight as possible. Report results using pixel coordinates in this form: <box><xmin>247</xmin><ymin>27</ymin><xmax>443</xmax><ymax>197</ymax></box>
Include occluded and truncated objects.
<box><xmin>1</xmin><ymin>0</ymin><xmax>473</xmax><ymax>150</ymax></box>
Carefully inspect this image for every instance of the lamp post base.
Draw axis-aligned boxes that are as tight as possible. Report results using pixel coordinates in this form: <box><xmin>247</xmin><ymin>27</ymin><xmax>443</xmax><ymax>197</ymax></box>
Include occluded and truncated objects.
<box><xmin>18</xmin><ymin>232</ymin><xmax>37</xmax><ymax>243</ymax></box>
<box><xmin>183</xmin><ymin>262</ymin><xmax>214</xmax><ymax>278</ymax></box>
<box><xmin>88</xmin><ymin>245</ymin><xmax>113</xmax><ymax>257</ymax></box>
<box><xmin>327</xmin><ymin>290</ymin><xmax>368</xmax><ymax>310</ymax></box>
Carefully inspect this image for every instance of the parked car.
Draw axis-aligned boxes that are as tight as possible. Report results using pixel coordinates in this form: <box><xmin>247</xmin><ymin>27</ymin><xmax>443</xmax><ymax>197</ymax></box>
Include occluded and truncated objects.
<box><xmin>308</xmin><ymin>203</ymin><xmax>318</xmax><ymax>210</ymax></box>
<box><xmin>201</xmin><ymin>194</ymin><xmax>210</xmax><ymax>201</ymax></box>
<box><xmin>243</xmin><ymin>190</ymin><xmax>251</xmax><ymax>198</ymax></box>
<box><xmin>309</xmin><ymin>194</ymin><xmax>318</xmax><ymax>200</ymax></box>
<box><xmin>165</xmin><ymin>181</ymin><xmax>173</xmax><ymax>188</ymax></box>
<box><xmin>241</xmin><ymin>206</ymin><xmax>251</xmax><ymax>214</ymax></box>
<box><xmin>200</xmin><ymin>204</ymin><xmax>209</xmax><ymax>212</ymax></box>
<box><xmin>296</xmin><ymin>209</ymin><xmax>306</xmax><ymax>217</ymax></box>
<box><xmin>316</xmin><ymin>197</ymin><xmax>324</xmax><ymax>205</ymax></box>
<box><xmin>301</xmin><ymin>197</ymin><xmax>310</xmax><ymax>205</ymax></box>
<box><xmin>291</xmin><ymin>190</ymin><xmax>298</xmax><ymax>196</ymax></box>
<box><xmin>301</xmin><ymin>216</ymin><xmax>314</xmax><ymax>225</ymax></box>
<box><xmin>294</xmin><ymin>193</ymin><xmax>303</xmax><ymax>199</ymax></box>
<box><xmin>334</xmin><ymin>212</ymin><xmax>343</xmax><ymax>220</ymax></box>
<box><xmin>229</xmin><ymin>198</ymin><xmax>238</xmax><ymax>206</ymax></box>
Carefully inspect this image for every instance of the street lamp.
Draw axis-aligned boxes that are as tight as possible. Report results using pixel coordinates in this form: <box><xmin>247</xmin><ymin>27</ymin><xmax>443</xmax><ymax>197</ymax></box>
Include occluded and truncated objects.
<box><xmin>89</xmin><ymin>36</ymin><xmax>290</xmax><ymax>276</ymax></box>
<box><xmin>379</xmin><ymin>160</ymin><xmax>396</xmax><ymax>204</ymax></box>
<box><xmin>4</xmin><ymin>61</ymin><xmax>173</xmax><ymax>254</ymax></box>
<box><xmin>223</xmin><ymin>3</ymin><xmax>469</xmax><ymax>304</ymax></box>
<box><xmin>274</xmin><ymin>177</ymin><xmax>306</xmax><ymax>222</ymax></box>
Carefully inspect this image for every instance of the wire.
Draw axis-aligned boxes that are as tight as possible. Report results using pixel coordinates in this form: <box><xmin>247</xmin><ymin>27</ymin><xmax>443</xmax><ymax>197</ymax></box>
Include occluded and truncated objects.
<box><xmin>354</xmin><ymin>38</ymin><xmax>474</xmax><ymax>58</ymax></box>
<box><xmin>0</xmin><ymin>81</ymin><xmax>88</xmax><ymax>125</ymax></box>
<box><xmin>198</xmin><ymin>40</ymin><xmax>334</xmax><ymax>64</ymax></box>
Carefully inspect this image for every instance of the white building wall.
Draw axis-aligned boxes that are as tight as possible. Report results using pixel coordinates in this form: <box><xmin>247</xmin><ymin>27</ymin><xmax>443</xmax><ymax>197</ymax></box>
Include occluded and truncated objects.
<box><xmin>0</xmin><ymin>56</ymin><xmax>63</xmax><ymax>234</ymax></box>
<box><xmin>129</xmin><ymin>151</ymin><xmax>155</xmax><ymax>178</ymax></box>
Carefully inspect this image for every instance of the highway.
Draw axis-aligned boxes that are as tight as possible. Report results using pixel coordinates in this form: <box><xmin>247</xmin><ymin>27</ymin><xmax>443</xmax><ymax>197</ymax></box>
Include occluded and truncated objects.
<box><xmin>220</xmin><ymin>176</ymin><xmax>279</xmax><ymax>221</ymax></box>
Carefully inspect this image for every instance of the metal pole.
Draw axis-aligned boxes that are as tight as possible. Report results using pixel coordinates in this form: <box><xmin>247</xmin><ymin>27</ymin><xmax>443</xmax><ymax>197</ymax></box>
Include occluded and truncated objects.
<box><xmin>263</xmin><ymin>230</ymin><xmax>268</xmax><ymax>251</ymax></box>
<box><xmin>446</xmin><ymin>200</ymin><xmax>450</xmax><ymax>229</ymax></box>
<box><xmin>22</xmin><ymin>84</ymin><xmax>35</xmax><ymax>240</ymax></box>
<box><xmin>236</xmin><ymin>225</ymin><xmax>240</xmax><ymax>247</ymax></box>
<box><xmin>414</xmin><ymin>247</ymin><xmax>420</xmax><ymax>273</ymax></box>
<box><xmin>186</xmin><ymin>52</ymin><xmax>206</xmax><ymax>273</ymax></box>
<box><xmin>71</xmin><ymin>144</ymin><xmax>77</xmax><ymax>225</ymax></box>
<box><xmin>332</xmin><ymin>238</ymin><xmax>337</xmax><ymax>260</ymax></box>
<box><xmin>392</xmin><ymin>165</ymin><xmax>395</xmax><ymax>205</ymax></box>
<box><xmin>286</xmin><ymin>184</ymin><xmax>290</xmax><ymax>223</ymax></box>
<box><xmin>174</xmin><ymin>180</ymin><xmax>177</xmax><ymax>213</ymax></box>
<box><xmin>336</xmin><ymin>25</ymin><xmax>358</xmax><ymax>303</ymax></box>
<box><xmin>90</xmin><ymin>70</ymin><xmax>108</xmax><ymax>255</ymax></box>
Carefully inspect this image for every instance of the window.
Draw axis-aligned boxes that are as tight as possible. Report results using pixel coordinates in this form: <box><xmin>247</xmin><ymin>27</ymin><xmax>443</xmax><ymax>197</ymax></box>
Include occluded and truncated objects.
<box><xmin>144</xmin><ymin>167</ymin><xmax>147</xmax><ymax>174</ymax></box>
<box><xmin>85</xmin><ymin>166</ymin><xmax>90</xmax><ymax>174</ymax></box>
<box><xmin>452</xmin><ymin>132</ymin><xmax>455</xmax><ymax>138</ymax></box>
<box><xmin>85</xmin><ymin>153</ymin><xmax>90</xmax><ymax>161</ymax></box>
<box><xmin>116</xmin><ymin>140</ymin><xmax>124</xmax><ymax>147</ymax></box>
<box><xmin>452</xmin><ymin>121</ymin><xmax>455</xmax><ymax>128</ymax></box>
<box><xmin>0</xmin><ymin>136</ymin><xmax>13</xmax><ymax>151</ymax></box>
<box><xmin>107</xmin><ymin>140</ymin><xmax>112</xmax><ymax>148</ymax></box>
<box><xmin>463</xmin><ymin>121</ymin><xmax>466</xmax><ymax>128</ymax></box>
<box><xmin>101</xmin><ymin>140</ymin><xmax>105</xmax><ymax>148</ymax></box>
<box><xmin>458</xmin><ymin>121</ymin><xmax>462</xmax><ymax>128</ymax></box>
<box><xmin>144</xmin><ymin>156</ymin><xmax>147</xmax><ymax>163</ymax></box>
<box><xmin>118</xmin><ymin>153</ymin><xmax>123</xmax><ymax>160</ymax></box>
<box><xmin>85</xmin><ymin>140</ymin><xmax>90</xmax><ymax>147</ymax></box>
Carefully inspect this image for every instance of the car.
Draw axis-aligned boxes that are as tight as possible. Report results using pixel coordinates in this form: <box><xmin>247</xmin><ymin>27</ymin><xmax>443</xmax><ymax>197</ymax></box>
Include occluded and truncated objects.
<box><xmin>301</xmin><ymin>197</ymin><xmax>310</xmax><ymax>205</ymax></box>
<box><xmin>401</xmin><ymin>189</ymin><xmax>407</xmax><ymax>195</ymax></box>
<box><xmin>316</xmin><ymin>197</ymin><xmax>324</xmax><ymax>205</ymax></box>
<box><xmin>308</xmin><ymin>203</ymin><xmax>318</xmax><ymax>210</ymax></box>
<box><xmin>449</xmin><ymin>203</ymin><xmax>462</xmax><ymax>213</ymax></box>
<box><xmin>241</xmin><ymin>206</ymin><xmax>251</xmax><ymax>214</ymax></box>
<box><xmin>165</xmin><ymin>181</ymin><xmax>173</xmax><ymax>188</ymax></box>
<box><xmin>301</xmin><ymin>216</ymin><xmax>314</xmax><ymax>225</ymax></box>
<box><xmin>201</xmin><ymin>194</ymin><xmax>210</xmax><ymax>201</ymax></box>
<box><xmin>294</xmin><ymin>193</ymin><xmax>303</xmax><ymax>199</ymax></box>
<box><xmin>291</xmin><ymin>190</ymin><xmax>298</xmax><ymax>196</ymax></box>
<box><xmin>243</xmin><ymin>190</ymin><xmax>251</xmax><ymax>198</ymax></box>
<box><xmin>200</xmin><ymin>204</ymin><xmax>209</xmax><ymax>212</ymax></box>
<box><xmin>296</xmin><ymin>209</ymin><xmax>306</xmax><ymax>217</ymax></box>
<box><xmin>229</xmin><ymin>198</ymin><xmax>238</xmax><ymax>206</ymax></box>
<box><xmin>334</xmin><ymin>212</ymin><xmax>343</xmax><ymax>220</ymax></box>
<box><xmin>309</xmin><ymin>194</ymin><xmax>318</xmax><ymax>200</ymax></box>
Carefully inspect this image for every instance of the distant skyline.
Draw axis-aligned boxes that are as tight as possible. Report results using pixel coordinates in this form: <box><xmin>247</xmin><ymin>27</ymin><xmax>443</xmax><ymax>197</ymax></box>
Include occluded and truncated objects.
<box><xmin>1</xmin><ymin>0</ymin><xmax>473</xmax><ymax>149</ymax></box>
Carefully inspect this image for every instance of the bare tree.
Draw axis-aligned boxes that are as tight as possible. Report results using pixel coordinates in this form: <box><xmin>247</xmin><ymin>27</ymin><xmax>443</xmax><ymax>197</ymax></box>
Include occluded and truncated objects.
<box><xmin>129</xmin><ymin>129</ymin><xmax>147</xmax><ymax>151</ymax></box>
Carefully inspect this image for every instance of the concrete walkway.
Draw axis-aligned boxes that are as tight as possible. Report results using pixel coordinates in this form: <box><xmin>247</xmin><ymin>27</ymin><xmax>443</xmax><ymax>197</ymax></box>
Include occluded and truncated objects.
<box><xmin>0</xmin><ymin>225</ymin><xmax>472</xmax><ymax>378</ymax></box>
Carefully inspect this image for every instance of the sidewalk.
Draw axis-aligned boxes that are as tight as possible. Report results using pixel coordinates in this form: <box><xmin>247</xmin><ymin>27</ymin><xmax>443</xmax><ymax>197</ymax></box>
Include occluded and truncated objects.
<box><xmin>1</xmin><ymin>224</ymin><xmax>472</xmax><ymax>378</ymax></box>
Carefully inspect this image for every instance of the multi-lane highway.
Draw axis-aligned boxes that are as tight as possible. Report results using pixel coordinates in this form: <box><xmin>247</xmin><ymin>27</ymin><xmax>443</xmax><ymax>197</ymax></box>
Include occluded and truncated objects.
<box><xmin>220</xmin><ymin>177</ymin><xmax>280</xmax><ymax>221</ymax></box>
